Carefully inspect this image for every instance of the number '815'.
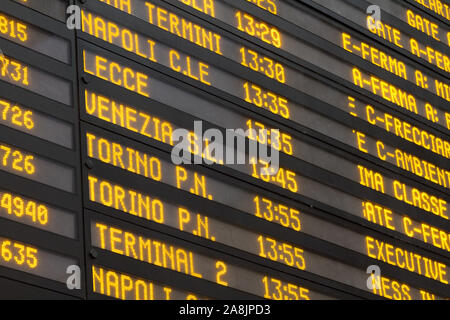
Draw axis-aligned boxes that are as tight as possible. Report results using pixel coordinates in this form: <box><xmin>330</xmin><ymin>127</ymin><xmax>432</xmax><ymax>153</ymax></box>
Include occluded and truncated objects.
<box><xmin>0</xmin><ymin>14</ymin><xmax>27</xmax><ymax>42</ymax></box>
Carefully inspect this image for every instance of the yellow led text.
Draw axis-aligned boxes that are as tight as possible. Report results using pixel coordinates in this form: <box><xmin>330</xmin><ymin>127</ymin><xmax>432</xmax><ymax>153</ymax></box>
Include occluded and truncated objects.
<box><xmin>0</xmin><ymin>192</ymin><xmax>48</xmax><ymax>225</ymax></box>
<box><xmin>376</xmin><ymin>141</ymin><xmax>450</xmax><ymax>188</ymax></box>
<box><xmin>342</xmin><ymin>33</ymin><xmax>407</xmax><ymax>79</ymax></box>
<box><xmin>81</xmin><ymin>11</ymin><xmax>157</xmax><ymax>62</ymax></box>
<box><xmin>0</xmin><ymin>14</ymin><xmax>27</xmax><ymax>42</ymax></box>
<box><xmin>0</xmin><ymin>144</ymin><xmax>35</xmax><ymax>175</ymax></box>
<box><xmin>370</xmin><ymin>275</ymin><xmax>412</xmax><ymax>300</ymax></box>
<box><xmin>0</xmin><ymin>99</ymin><xmax>34</xmax><ymax>130</ymax></box>
<box><xmin>86</xmin><ymin>133</ymin><xmax>162</xmax><ymax>181</ymax></box>
<box><xmin>368</xmin><ymin>16</ymin><xmax>450</xmax><ymax>72</ymax></box>
<box><xmin>98</xmin><ymin>0</ymin><xmax>132</xmax><ymax>13</ymax></box>
<box><xmin>168</xmin><ymin>49</ymin><xmax>211</xmax><ymax>85</ymax></box>
<box><xmin>407</xmin><ymin>10</ymin><xmax>440</xmax><ymax>41</ymax></box>
<box><xmin>362</xmin><ymin>201</ymin><xmax>450</xmax><ymax>252</ymax></box>
<box><xmin>145</xmin><ymin>1</ymin><xmax>222</xmax><ymax>54</ymax></box>
<box><xmin>403</xmin><ymin>217</ymin><xmax>450</xmax><ymax>252</ymax></box>
<box><xmin>352</xmin><ymin>68</ymin><xmax>418</xmax><ymax>114</ymax></box>
<box><xmin>83</xmin><ymin>51</ymin><xmax>149</xmax><ymax>97</ymax></box>
<box><xmin>414</xmin><ymin>0</ymin><xmax>450</xmax><ymax>22</ymax></box>
<box><xmin>366</xmin><ymin>236</ymin><xmax>448</xmax><ymax>284</ymax></box>
<box><xmin>85</xmin><ymin>91</ymin><xmax>173</xmax><ymax>145</ymax></box>
<box><xmin>94</xmin><ymin>222</ymin><xmax>203</xmax><ymax>278</ymax></box>
<box><xmin>175</xmin><ymin>166</ymin><xmax>213</xmax><ymax>200</ymax></box>
<box><xmin>88</xmin><ymin>176</ymin><xmax>165</xmax><ymax>223</ymax></box>
<box><xmin>357</xmin><ymin>165</ymin><xmax>448</xmax><ymax>219</ymax></box>
<box><xmin>92</xmin><ymin>265</ymin><xmax>200</xmax><ymax>300</ymax></box>
<box><xmin>0</xmin><ymin>56</ymin><xmax>29</xmax><ymax>86</ymax></box>
<box><xmin>179</xmin><ymin>0</ymin><xmax>215</xmax><ymax>17</ymax></box>
<box><xmin>0</xmin><ymin>239</ymin><xmax>38</xmax><ymax>269</ymax></box>
<box><xmin>363</xmin><ymin>105</ymin><xmax>450</xmax><ymax>158</ymax></box>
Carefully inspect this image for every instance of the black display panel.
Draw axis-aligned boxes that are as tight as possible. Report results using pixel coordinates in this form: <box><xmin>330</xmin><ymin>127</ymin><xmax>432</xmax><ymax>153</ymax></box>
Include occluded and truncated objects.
<box><xmin>90</xmin><ymin>219</ymin><xmax>333</xmax><ymax>300</ymax></box>
<box><xmin>0</xmin><ymin>140</ymin><xmax>75</xmax><ymax>192</ymax></box>
<box><xmin>90</xmin><ymin>264</ymin><xmax>210</xmax><ymax>300</ymax></box>
<box><xmin>0</xmin><ymin>1</ymin><xmax>85</xmax><ymax>299</ymax></box>
<box><xmin>81</xmin><ymin>122</ymin><xmax>450</xmax><ymax>297</ymax></box>
<box><xmin>410</xmin><ymin>0</ymin><xmax>450</xmax><ymax>23</ymax></box>
<box><xmin>309</xmin><ymin>0</ymin><xmax>450</xmax><ymax>74</ymax></box>
<box><xmin>0</xmin><ymin>0</ymin><xmax>448</xmax><ymax>300</ymax></box>
<box><xmin>368</xmin><ymin>0</ymin><xmax>450</xmax><ymax>46</ymax></box>
<box><xmin>78</xmin><ymin>42</ymin><xmax>450</xmax><ymax>255</ymax></box>
<box><xmin>0</xmin><ymin>53</ymin><xmax>72</xmax><ymax>105</ymax></box>
<box><xmin>0</xmin><ymin>188</ymin><xmax>77</xmax><ymax>238</ymax></box>
<box><xmin>0</xmin><ymin>97</ymin><xmax>73</xmax><ymax>148</ymax></box>
<box><xmin>12</xmin><ymin>0</ymin><xmax>68</xmax><ymax>22</ymax></box>
<box><xmin>0</xmin><ymin>235</ymin><xmax>77</xmax><ymax>282</ymax></box>
<box><xmin>0</xmin><ymin>11</ymin><xmax>70</xmax><ymax>63</ymax></box>
<box><xmin>84</xmin><ymin>0</ymin><xmax>450</xmax><ymax>134</ymax></box>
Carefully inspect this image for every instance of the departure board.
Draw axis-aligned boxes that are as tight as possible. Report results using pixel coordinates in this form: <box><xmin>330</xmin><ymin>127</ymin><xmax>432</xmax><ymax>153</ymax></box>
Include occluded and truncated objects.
<box><xmin>0</xmin><ymin>0</ymin><xmax>448</xmax><ymax>301</ymax></box>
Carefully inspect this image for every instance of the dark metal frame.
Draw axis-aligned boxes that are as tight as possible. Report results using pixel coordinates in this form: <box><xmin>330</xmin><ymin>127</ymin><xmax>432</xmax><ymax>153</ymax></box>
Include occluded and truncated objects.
<box><xmin>0</xmin><ymin>0</ymin><xmax>85</xmax><ymax>299</ymax></box>
<box><xmin>162</xmin><ymin>0</ymin><xmax>450</xmax><ymax>123</ymax></box>
<box><xmin>80</xmin><ymin>121</ymin><xmax>450</xmax><ymax>298</ymax></box>
<box><xmin>76</xmin><ymin>33</ymin><xmax>450</xmax><ymax>246</ymax></box>
<box><xmin>75</xmin><ymin>0</ymin><xmax>450</xmax><ymax>186</ymax></box>
<box><xmin>402</xmin><ymin>0</ymin><xmax>450</xmax><ymax>29</ymax></box>
<box><xmin>83</xmin><ymin>209</ymin><xmax>367</xmax><ymax>300</ymax></box>
<box><xmin>76</xmin><ymin>47</ymin><xmax>450</xmax><ymax>259</ymax></box>
<box><xmin>0</xmin><ymin>0</ymin><xmax>448</xmax><ymax>299</ymax></box>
